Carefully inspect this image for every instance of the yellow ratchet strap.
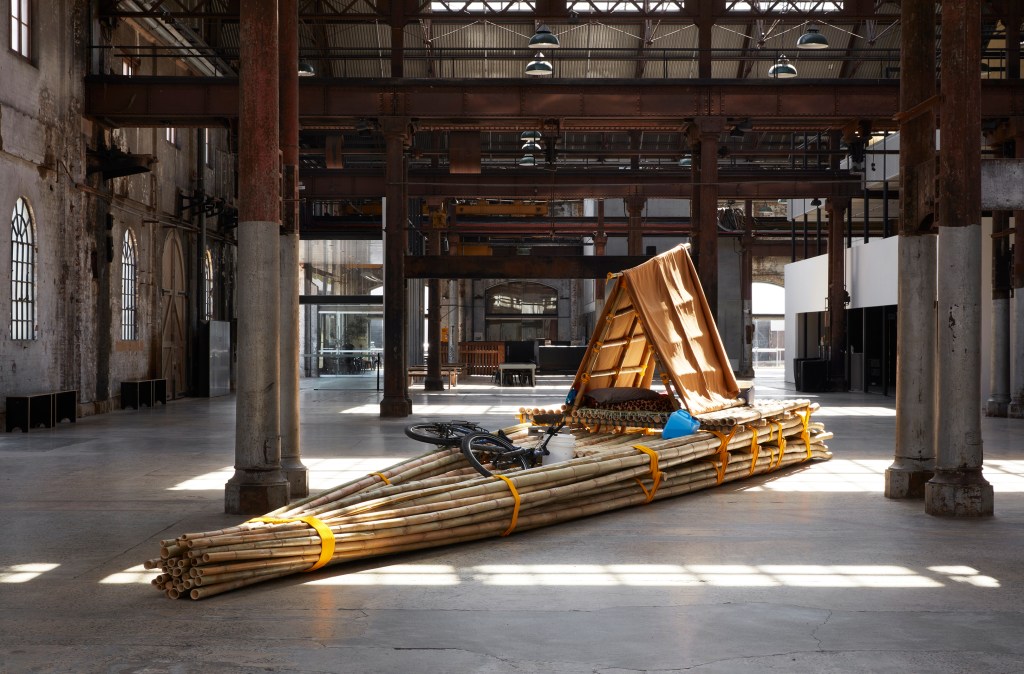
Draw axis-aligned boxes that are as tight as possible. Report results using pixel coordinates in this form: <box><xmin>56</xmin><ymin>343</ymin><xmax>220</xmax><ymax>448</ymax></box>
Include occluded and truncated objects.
<box><xmin>248</xmin><ymin>516</ymin><xmax>335</xmax><ymax>572</ymax></box>
<box><xmin>746</xmin><ymin>425</ymin><xmax>760</xmax><ymax>475</ymax></box>
<box><xmin>709</xmin><ymin>427</ymin><xmax>738</xmax><ymax>484</ymax></box>
<box><xmin>369</xmin><ymin>471</ymin><xmax>391</xmax><ymax>485</ymax></box>
<box><xmin>772</xmin><ymin>421</ymin><xmax>787</xmax><ymax>469</ymax></box>
<box><xmin>493</xmin><ymin>475</ymin><xmax>521</xmax><ymax>536</ymax></box>
<box><xmin>632</xmin><ymin>444</ymin><xmax>665</xmax><ymax>503</ymax></box>
<box><xmin>796</xmin><ymin>407</ymin><xmax>813</xmax><ymax>461</ymax></box>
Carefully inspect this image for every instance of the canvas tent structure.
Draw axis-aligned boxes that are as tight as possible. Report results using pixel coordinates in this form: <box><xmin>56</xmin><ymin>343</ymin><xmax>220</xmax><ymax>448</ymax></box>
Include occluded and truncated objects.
<box><xmin>567</xmin><ymin>244</ymin><xmax>740</xmax><ymax>418</ymax></box>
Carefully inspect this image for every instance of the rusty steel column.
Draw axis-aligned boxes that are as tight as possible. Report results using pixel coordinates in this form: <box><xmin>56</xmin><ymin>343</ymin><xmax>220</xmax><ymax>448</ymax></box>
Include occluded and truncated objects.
<box><xmin>926</xmin><ymin>0</ymin><xmax>993</xmax><ymax>517</ymax></box>
<box><xmin>886</xmin><ymin>0</ymin><xmax>936</xmax><ymax>499</ymax></box>
<box><xmin>278</xmin><ymin>0</ymin><xmax>308</xmax><ymax>498</ymax></box>
<box><xmin>380</xmin><ymin>118</ymin><xmax>412</xmax><ymax>417</ymax></box>
<box><xmin>595</xmin><ymin>199</ymin><xmax>607</xmax><ymax>305</ymax></box>
<box><xmin>226</xmin><ymin>0</ymin><xmax>288</xmax><ymax>515</ymax></box>
<box><xmin>1011</xmin><ymin>125</ymin><xmax>1024</xmax><ymax>419</ymax></box>
<box><xmin>424</xmin><ymin>210</ymin><xmax>444</xmax><ymax>392</ymax></box>
<box><xmin>986</xmin><ymin>139</ymin><xmax>1012</xmax><ymax>418</ymax></box>
<box><xmin>625</xmin><ymin>196</ymin><xmax>645</xmax><ymax>256</ymax></box>
<box><xmin>737</xmin><ymin>199</ymin><xmax>754</xmax><ymax>378</ymax></box>
<box><xmin>697</xmin><ymin>118</ymin><xmax>724</xmax><ymax>319</ymax></box>
<box><xmin>826</xmin><ymin>197</ymin><xmax>850</xmax><ymax>392</ymax></box>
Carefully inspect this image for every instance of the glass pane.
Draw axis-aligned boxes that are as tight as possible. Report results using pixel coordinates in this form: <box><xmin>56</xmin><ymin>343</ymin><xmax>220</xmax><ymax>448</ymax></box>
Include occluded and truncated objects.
<box><xmin>300</xmin><ymin>240</ymin><xmax>384</xmax><ymax>296</ymax></box>
<box><xmin>20</xmin><ymin>23</ymin><xmax>27</xmax><ymax>55</ymax></box>
<box><xmin>11</xmin><ymin>17</ymin><xmax>20</xmax><ymax>52</ymax></box>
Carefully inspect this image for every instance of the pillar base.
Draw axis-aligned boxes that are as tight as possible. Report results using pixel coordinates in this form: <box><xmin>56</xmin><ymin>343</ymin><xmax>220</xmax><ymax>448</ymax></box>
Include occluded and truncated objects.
<box><xmin>423</xmin><ymin>378</ymin><xmax>445</xmax><ymax>392</ymax></box>
<box><xmin>985</xmin><ymin>398</ymin><xmax>1009</xmax><ymax>418</ymax></box>
<box><xmin>924</xmin><ymin>471</ymin><xmax>994</xmax><ymax>517</ymax></box>
<box><xmin>884</xmin><ymin>463</ymin><xmax>934</xmax><ymax>499</ymax></box>
<box><xmin>282</xmin><ymin>461</ymin><xmax>309</xmax><ymax>499</ymax></box>
<box><xmin>380</xmin><ymin>396</ymin><xmax>412</xmax><ymax>417</ymax></box>
<box><xmin>225</xmin><ymin>470</ymin><xmax>290</xmax><ymax>515</ymax></box>
<box><xmin>1007</xmin><ymin>398</ymin><xmax>1024</xmax><ymax>419</ymax></box>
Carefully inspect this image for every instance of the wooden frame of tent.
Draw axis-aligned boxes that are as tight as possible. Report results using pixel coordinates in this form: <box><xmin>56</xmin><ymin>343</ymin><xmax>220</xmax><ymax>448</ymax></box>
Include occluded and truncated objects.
<box><xmin>564</xmin><ymin>244</ymin><xmax>742</xmax><ymax>429</ymax></box>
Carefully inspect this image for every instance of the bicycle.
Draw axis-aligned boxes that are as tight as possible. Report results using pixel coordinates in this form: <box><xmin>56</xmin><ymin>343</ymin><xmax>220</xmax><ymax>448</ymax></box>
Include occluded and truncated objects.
<box><xmin>460</xmin><ymin>417</ymin><xmax>567</xmax><ymax>477</ymax></box>
<box><xmin>404</xmin><ymin>420</ymin><xmax>487</xmax><ymax>447</ymax></box>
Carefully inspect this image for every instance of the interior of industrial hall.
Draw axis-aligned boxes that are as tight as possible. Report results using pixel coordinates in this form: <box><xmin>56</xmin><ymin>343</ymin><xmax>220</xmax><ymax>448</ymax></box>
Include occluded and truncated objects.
<box><xmin>2</xmin><ymin>1</ymin><xmax>1023</xmax><ymax>671</ymax></box>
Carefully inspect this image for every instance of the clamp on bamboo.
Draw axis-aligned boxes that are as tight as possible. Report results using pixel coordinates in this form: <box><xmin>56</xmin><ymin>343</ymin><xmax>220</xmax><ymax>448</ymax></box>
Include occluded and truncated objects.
<box><xmin>632</xmin><ymin>444</ymin><xmax>665</xmax><ymax>503</ymax></box>
<box><xmin>247</xmin><ymin>516</ymin><xmax>335</xmax><ymax>572</ymax></box>
<box><xmin>369</xmin><ymin>472</ymin><xmax>391</xmax><ymax>485</ymax></box>
<box><xmin>493</xmin><ymin>475</ymin><xmax>521</xmax><ymax>536</ymax></box>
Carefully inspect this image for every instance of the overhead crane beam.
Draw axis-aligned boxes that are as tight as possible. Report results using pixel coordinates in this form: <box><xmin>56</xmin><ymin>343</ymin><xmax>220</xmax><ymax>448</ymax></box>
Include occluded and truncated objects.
<box><xmin>83</xmin><ymin>76</ymin><xmax>1024</xmax><ymax>129</ymax></box>
<box><xmin>299</xmin><ymin>168</ymin><xmax>863</xmax><ymax>200</ymax></box>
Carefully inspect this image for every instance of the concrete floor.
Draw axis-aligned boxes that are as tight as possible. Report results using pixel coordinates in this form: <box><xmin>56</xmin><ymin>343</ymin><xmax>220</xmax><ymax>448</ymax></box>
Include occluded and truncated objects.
<box><xmin>1</xmin><ymin>370</ymin><xmax>1023</xmax><ymax>674</ymax></box>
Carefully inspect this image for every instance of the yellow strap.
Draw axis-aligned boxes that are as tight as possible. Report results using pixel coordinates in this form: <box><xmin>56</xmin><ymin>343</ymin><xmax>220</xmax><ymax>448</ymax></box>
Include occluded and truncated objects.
<box><xmin>746</xmin><ymin>426</ymin><xmax>760</xmax><ymax>475</ymax></box>
<box><xmin>796</xmin><ymin>407</ymin><xmax>813</xmax><ymax>461</ymax></box>
<box><xmin>493</xmin><ymin>475</ymin><xmax>521</xmax><ymax>536</ymax></box>
<box><xmin>369</xmin><ymin>471</ymin><xmax>391</xmax><ymax>485</ymax></box>
<box><xmin>632</xmin><ymin>444</ymin><xmax>665</xmax><ymax>503</ymax></box>
<box><xmin>709</xmin><ymin>427</ymin><xmax>738</xmax><ymax>484</ymax></box>
<box><xmin>772</xmin><ymin>421</ymin><xmax>787</xmax><ymax>469</ymax></box>
<box><xmin>248</xmin><ymin>516</ymin><xmax>335</xmax><ymax>572</ymax></box>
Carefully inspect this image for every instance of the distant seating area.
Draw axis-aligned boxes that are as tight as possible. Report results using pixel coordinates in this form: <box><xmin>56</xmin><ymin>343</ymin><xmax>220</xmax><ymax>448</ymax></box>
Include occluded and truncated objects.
<box><xmin>6</xmin><ymin>390</ymin><xmax>77</xmax><ymax>432</ymax></box>
<box><xmin>407</xmin><ymin>365</ymin><xmax>461</xmax><ymax>389</ymax></box>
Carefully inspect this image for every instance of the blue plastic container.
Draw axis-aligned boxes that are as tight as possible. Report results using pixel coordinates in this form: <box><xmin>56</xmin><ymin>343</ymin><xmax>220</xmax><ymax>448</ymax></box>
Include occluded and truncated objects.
<box><xmin>662</xmin><ymin>409</ymin><xmax>700</xmax><ymax>439</ymax></box>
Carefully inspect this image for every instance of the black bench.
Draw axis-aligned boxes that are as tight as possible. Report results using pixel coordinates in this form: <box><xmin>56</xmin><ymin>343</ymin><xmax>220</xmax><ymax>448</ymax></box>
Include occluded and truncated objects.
<box><xmin>121</xmin><ymin>379</ymin><xmax>168</xmax><ymax>410</ymax></box>
<box><xmin>6</xmin><ymin>390</ymin><xmax>77</xmax><ymax>432</ymax></box>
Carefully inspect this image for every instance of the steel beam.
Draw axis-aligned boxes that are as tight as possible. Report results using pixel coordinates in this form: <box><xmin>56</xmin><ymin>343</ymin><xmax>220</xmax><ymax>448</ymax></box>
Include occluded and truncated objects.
<box><xmin>404</xmin><ymin>255</ymin><xmax>651</xmax><ymax>279</ymax></box>
<box><xmin>300</xmin><ymin>169</ymin><xmax>862</xmax><ymax>200</ymax></box>
<box><xmin>84</xmin><ymin>77</ymin><xmax>1024</xmax><ymax>128</ymax></box>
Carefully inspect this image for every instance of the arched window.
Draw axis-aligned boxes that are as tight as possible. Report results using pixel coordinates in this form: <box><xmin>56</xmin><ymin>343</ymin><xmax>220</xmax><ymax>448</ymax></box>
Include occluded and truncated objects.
<box><xmin>11</xmin><ymin>197</ymin><xmax>36</xmax><ymax>340</ymax></box>
<box><xmin>121</xmin><ymin>229</ymin><xmax>138</xmax><ymax>340</ymax></box>
<box><xmin>203</xmin><ymin>249</ymin><xmax>214</xmax><ymax>321</ymax></box>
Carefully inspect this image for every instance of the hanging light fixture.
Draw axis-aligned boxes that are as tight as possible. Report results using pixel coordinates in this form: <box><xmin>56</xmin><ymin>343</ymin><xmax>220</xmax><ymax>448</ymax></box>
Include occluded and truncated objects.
<box><xmin>520</xmin><ymin>130</ymin><xmax>543</xmax><ymax>142</ymax></box>
<box><xmin>521</xmin><ymin>140</ymin><xmax>543</xmax><ymax>152</ymax></box>
<box><xmin>769</xmin><ymin>55</ymin><xmax>798</xmax><ymax>78</ymax></box>
<box><xmin>528</xmin><ymin>25</ymin><xmax>560</xmax><ymax>50</ymax></box>
<box><xmin>525</xmin><ymin>53</ymin><xmax>553</xmax><ymax>76</ymax></box>
<box><xmin>679</xmin><ymin>156</ymin><xmax>692</xmax><ymax>168</ymax></box>
<box><xmin>518</xmin><ymin>155</ymin><xmax>537</xmax><ymax>167</ymax></box>
<box><xmin>297</xmin><ymin>61</ymin><xmax>316</xmax><ymax>77</ymax></box>
<box><xmin>796</xmin><ymin>24</ymin><xmax>829</xmax><ymax>49</ymax></box>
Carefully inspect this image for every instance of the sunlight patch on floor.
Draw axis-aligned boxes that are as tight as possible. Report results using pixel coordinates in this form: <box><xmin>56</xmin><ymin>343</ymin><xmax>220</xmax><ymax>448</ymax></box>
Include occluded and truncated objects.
<box><xmin>0</xmin><ymin>563</ymin><xmax>59</xmax><ymax>583</ymax></box>
<box><xmin>302</xmin><ymin>562</ymin><xmax>989</xmax><ymax>589</ymax></box>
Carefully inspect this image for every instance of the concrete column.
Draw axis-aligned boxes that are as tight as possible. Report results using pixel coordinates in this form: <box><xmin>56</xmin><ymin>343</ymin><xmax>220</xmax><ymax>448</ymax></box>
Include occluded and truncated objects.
<box><xmin>826</xmin><ymin>197</ymin><xmax>850</xmax><ymax>392</ymax></box>
<box><xmin>986</xmin><ymin>204</ymin><xmax>1011</xmax><ymax>417</ymax></box>
<box><xmin>226</xmin><ymin>0</ymin><xmax>289</xmax><ymax>515</ymax></box>
<box><xmin>424</xmin><ymin>224</ymin><xmax>444</xmax><ymax>391</ymax></box>
<box><xmin>625</xmin><ymin>196</ymin><xmax>645</xmax><ymax>256</ymax></box>
<box><xmin>1008</xmin><ymin>126</ymin><xmax>1024</xmax><ymax>419</ymax></box>
<box><xmin>926</xmin><ymin>0</ymin><xmax>993</xmax><ymax>517</ymax></box>
<box><xmin>380</xmin><ymin>117</ymin><xmax>412</xmax><ymax>417</ymax></box>
<box><xmin>737</xmin><ymin>200</ymin><xmax>754</xmax><ymax>378</ymax></box>
<box><xmin>886</xmin><ymin>0</ymin><xmax>936</xmax><ymax>499</ymax></box>
<box><xmin>278</xmin><ymin>0</ymin><xmax>307</xmax><ymax>497</ymax></box>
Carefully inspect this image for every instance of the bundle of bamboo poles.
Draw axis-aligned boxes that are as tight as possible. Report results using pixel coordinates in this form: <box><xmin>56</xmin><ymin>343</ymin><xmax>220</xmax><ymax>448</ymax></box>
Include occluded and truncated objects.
<box><xmin>146</xmin><ymin>402</ymin><xmax>831</xmax><ymax>601</ymax></box>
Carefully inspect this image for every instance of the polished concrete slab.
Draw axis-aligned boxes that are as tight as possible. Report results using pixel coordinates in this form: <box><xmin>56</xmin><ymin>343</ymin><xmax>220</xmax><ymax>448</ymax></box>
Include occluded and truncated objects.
<box><xmin>1</xmin><ymin>370</ymin><xmax>1023</xmax><ymax>673</ymax></box>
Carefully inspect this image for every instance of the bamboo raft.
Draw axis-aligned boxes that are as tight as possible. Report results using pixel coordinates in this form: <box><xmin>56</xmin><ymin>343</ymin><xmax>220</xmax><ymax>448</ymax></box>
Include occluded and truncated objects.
<box><xmin>146</xmin><ymin>401</ymin><xmax>830</xmax><ymax>601</ymax></box>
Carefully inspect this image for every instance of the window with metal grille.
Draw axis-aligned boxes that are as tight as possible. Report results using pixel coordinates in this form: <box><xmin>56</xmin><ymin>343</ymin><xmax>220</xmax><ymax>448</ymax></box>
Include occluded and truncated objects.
<box><xmin>10</xmin><ymin>0</ymin><xmax>30</xmax><ymax>60</ymax></box>
<box><xmin>203</xmin><ymin>249</ymin><xmax>214</xmax><ymax>321</ymax></box>
<box><xmin>11</xmin><ymin>197</ymin><xmax>36</xmax><ymax>340</ymax></box>
<box><xmin>121</xmin><ymin>229</ymin><xmax>138</xmax><ymax>340</ymax></box>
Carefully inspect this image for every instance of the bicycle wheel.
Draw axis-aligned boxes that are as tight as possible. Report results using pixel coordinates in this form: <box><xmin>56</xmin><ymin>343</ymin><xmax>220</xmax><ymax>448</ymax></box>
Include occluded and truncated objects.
<box><xmin>404</xmin><ymin>421</ymin><xmax>482</xmax><ymax>447</ymax></box>
<box><xmin>460</xmin><ymin>432</ymin><xmax>529</xmax><ymax>477</ymax></box>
